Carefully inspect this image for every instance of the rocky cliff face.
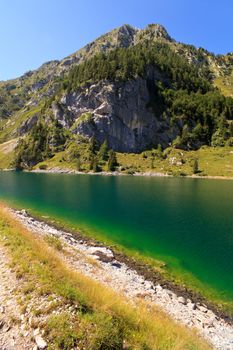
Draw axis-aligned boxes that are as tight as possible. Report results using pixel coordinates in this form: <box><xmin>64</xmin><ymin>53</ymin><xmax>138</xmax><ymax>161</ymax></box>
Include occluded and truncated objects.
<box><xmin>54</xmin><ymin>77</ymin><xmax>179</xmax><ymax>152</ymax></box>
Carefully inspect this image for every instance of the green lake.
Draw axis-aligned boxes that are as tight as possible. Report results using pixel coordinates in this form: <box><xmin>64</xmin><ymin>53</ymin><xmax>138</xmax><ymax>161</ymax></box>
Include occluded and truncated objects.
<box><xmin>0</xmin><ymin>172</ymin><xmax>232</xmax><ymax>301</ymax></box>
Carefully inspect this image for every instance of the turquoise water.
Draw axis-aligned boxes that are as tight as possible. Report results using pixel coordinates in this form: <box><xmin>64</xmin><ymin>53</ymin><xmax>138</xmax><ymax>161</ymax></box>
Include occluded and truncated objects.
<box><xmin>0</xmin><ymin>172</ymin><xmax>232</xmax><ymax>300</ymax></box>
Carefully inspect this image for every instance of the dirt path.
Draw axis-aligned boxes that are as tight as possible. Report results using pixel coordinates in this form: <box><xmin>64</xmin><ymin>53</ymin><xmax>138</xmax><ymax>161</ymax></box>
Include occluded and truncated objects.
<box><xmin>0</xmin><ymin>245</ymin><xmax>34</xmax><ymax>350</ymax></box>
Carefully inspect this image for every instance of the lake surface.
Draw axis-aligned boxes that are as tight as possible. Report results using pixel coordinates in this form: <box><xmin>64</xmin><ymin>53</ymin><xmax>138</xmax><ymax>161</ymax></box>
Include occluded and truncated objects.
<box><xmin>0</xmin><ymin>172</ymin><xmax>232</xmax><ymax>300</ymax></box>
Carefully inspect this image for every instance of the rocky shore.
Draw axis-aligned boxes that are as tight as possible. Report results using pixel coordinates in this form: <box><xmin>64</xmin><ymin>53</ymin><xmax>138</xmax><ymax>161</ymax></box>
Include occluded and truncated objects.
<box><xmin>30</xmin><ymin>167</ymin><xmax>233</xmax><ymax>181</ymax></box>
<box><xmin>31</xmin><ymin>167</ymin><xmax>169</xmax><ymax>177</ymax></box>
<box><xmin>3</xmin><ymin>167</ymin><xmax>233</xmax><ymax>181</ymax></box>
<box><xmin>11</xmin><ymin>209</ymin><xmax>233</xmax><ymax>350</ymax></box>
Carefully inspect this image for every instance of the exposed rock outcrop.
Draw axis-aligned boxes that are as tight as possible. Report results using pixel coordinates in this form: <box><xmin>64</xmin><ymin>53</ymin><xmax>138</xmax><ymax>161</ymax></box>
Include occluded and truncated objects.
<box><xmin>57</xmin><ymin>78</ymin><xmax>180</xmax><ymax>152</ymax></box>
<box><xmin>18</xmin><ymin>114</ymin><xmax>38</xmax><ymax>135</ymax></box>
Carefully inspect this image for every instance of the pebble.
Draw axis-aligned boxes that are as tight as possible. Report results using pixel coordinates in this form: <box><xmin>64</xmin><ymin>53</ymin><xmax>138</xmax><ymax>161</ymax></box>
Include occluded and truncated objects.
<box><xmin>0</xmin><ymin>306</ymin><xmax>5</xmax><ymax>313</ymax></box>
<box><xmin>34</xmin><ymin>335</ymin><xmax>47</xmax><ymax>349</ymax></box>
<box><xmin>187</xmin><ymin>302</ymin><xmax>196</xmax><ymax>310</ymax></box>
<box><xmin>178</xmin><ymin>296</ymin><xmax>186</xmax><ymax>304</ymax></box>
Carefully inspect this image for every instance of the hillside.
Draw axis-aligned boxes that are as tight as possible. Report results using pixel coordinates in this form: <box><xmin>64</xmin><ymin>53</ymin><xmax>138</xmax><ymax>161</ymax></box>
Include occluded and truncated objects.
<box><xmin>0</xmin><ymin>24</ymin><xmax>232</xmax><ymax>173</ymax></box>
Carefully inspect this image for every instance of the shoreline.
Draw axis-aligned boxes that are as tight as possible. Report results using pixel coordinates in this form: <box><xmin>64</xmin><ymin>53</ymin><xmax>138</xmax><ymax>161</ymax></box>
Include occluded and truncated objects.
<box><xmin>9</xmin><ymin>207</ymin><xmax>233</xmax><ymax>349</ymax></box>
<box><xmin>3</xmin><ymin>167</ymin><xmax>233</xmax><ymax>181</ymax></box>
<box><xmin>31</xmin><ymin>168</ymin><xmax>233</xmax><ymax>180</ymax></box>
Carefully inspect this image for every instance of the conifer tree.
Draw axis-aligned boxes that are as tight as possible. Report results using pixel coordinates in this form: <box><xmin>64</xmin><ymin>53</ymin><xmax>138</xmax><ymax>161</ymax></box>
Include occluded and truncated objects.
<box><xmin>89</xmin><ymin>136</ymin><xmax>99</xmax><ymax>156</ymax></box>
<box><xmin>92</xmin><ymin>157</ymin><xmax>100</xmax><ymax>172</ymax></box>
<box><xmin>99</xmin><ymin>140</ymin><xmax>109</xmax><ymax>161</ymax></box>
<box><xmin>76</xmin><ymin>157</ymin><xmax>81</xmax><ymax>171</ymax></box>
<box><xmin>193</xmin><ymin>158</ymin><xmax>199</xmax><ymax>174</ymax></box>
<box><xmin>107</xmin><ymin>150</ymin><xmax>118</xmax><ymax>171</ymax></box>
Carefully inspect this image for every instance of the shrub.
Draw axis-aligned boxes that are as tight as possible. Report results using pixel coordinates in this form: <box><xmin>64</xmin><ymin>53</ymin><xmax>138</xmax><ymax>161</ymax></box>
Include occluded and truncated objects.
<box><xmin>193</xmin><ymin>158</ymin><xmax>199</xmax><ymax>174</ymax></box>
<box><xmin>39</xmin><ymin>164</ymin><xmax>48</xmax><ymax>170</ymax></box>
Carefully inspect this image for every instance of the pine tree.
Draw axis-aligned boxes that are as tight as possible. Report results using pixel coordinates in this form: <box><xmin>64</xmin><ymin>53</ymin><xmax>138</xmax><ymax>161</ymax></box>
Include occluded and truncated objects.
<box><xmin>76</xmin><ymin>157</ymin><xmax>81</xmax><ymax>171</ymax></box>
<box><xmin>151</xmin><ymin>156</ymin><xmax>155</xmax><ymax>169</ymax></box>
<box><xmin>107</xmin><ymin>150</ymin><xmax>118</xmax><ymax>171</ymax></box>
<box><xmin>193</xmin><ymin>158</ymin><xmax>199</xmax><ymax>174</ymax></box>
<box><xmin>157</xmin><ymin>144</ymin><xmax>163</xmax><ymax>159</ymax></box>
<box><xmin>98</xmin><ymin>140</ymin><xmax>109</xmax><ymax>161</ymax></box>
<box><xmin>89</xmin><ymin>136</ymin><xmax>99</xmax><ymax>156</ymax></box>
<box><xmin>92</xmin><ymin>157</ymin><xmax>100</xmax><ymax>172</ymax></box>
<box><xmin>89</xmin><ymin>156</ymin><xmax>100</xmax><ymax>172</ymax></box>
<box><xmin>89</xmin><ymin>155</ymin><xmax>94</xmax><ymax>171</ymax></box>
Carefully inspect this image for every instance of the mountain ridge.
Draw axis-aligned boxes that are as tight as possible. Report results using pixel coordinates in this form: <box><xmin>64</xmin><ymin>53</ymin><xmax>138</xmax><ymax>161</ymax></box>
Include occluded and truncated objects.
<box><xmin>1</xmin><ymin>23</ymin><xmax>231</xmax><ymax>85</ymax></box>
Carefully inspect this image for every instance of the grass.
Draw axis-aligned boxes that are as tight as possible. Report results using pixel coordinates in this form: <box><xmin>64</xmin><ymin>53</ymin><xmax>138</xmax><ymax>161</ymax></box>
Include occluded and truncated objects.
<box><xmin>0</xmin><ymin>139</ymin><xmax>17</xmax><ymax>169</ymax></box>
<box><xmin>214</xmin><ymin>73</ymin><xmax>233</xmax><ymax>98</ymax></box>
<box><xmin>45</xmin><ymin>235</ymin><xmax>63</xmax><ymax>251</ymax></box>
<box><xmin>117</xmin><ymin>146</ymin><xmax>233</xmax><ymax>178</ymax></box>
<box><xmin>34</xmin><ymin>144</ymin><xmax>233</xmax><ymax>178</ymax></box>
<box><xmin>70</xmin><ymin>112</ymin><xmax>93</xmax><ymax>130</ymax></box>
<box><xmin>0</xmin><ymin>203</ymin><xmax>211</xmax><ymax>350</ymax></box>
<box><xmin>0</xmin><ymin>104</ymin><xmax>42</xmax><ymax>143</ymax></box>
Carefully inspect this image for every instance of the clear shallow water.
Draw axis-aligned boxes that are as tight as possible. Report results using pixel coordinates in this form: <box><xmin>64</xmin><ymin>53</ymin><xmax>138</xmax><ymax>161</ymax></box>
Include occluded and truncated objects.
<box><xmin>0</xmin><ymin>172</ymin><xmax>232</xmax><ymax>300</ymax></box>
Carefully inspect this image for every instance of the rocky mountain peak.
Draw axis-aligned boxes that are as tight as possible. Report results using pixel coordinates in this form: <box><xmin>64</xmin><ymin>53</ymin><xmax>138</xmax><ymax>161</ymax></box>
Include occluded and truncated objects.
<box><xmin>110</xmin><ymin>24</ymin><xmax>139</xmax><ymax>48</ymax></box>
<box><xmin>116</xmin><ymin>24</ymin><xmax>138</xmax><ymax>38</ymax></box>
<box><xmin>143</xmin><ymin>24</ymin><xmax>173</xmax><ymax>41</ymax></box>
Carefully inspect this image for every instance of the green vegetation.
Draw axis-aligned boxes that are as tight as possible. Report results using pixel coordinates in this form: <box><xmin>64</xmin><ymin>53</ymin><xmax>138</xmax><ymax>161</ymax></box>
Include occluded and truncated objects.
<box><xmin>33</xmin><ymin>138</ymin><xmax>120</xmax><ymax>174</ymax></box>
<box><xmin>107</xmin><ymin>150</ymin><xmax>118</xmax><ymax>171</ymax></box>
<box><xmin>193</xmin><ymin>158</ymin><xmax>199</xmax><ymax>174</ymax></box>
<box><xmin>0</xmin><ymin>105</ymin><xmax>42</xmax><ymax>144</ymax></box>
<box><xmin>13</xmin><ymin>119</ymin><xmax>68</xmax><ymax>169</ymax></box>
<box><xmin>0</xmin><ymin>204</ymin><xmax>211</xmax><ymax>350</ymax></box>
<box><xmin>215</xmin><ymin>72</ymin><xmax>233</xmax><ymax>98</ymax></box>
<box><xmin>98</xmin><ymin>140</ymin><xmax>109</xmax><ymax>161</ymax></box>
<box><xmin>33</xmin><ymin>143</ymin><xmax>233</xmax><ymax>179</ymax></box>
<box><xmin>167</xmin><ymin>90</ymin><xmax>233</xmax><ymax>147</ymax></box>
<box><xmin>116</xmin><ymin>146</ymin><xmax>233</xmax><ymax>178</ymax></box>
<box><xmin>70</xmin><ymin>112</ymin><xmax>93</xmax><ymax>130</ymax></box>
<box><xmin>0</xmin><ymin>81</ymin><xmax>27</xmax><ymax>119</ymax></box>
<box><xmin>0</xmin><ymin>139</ymin><xmax>16</xmax><ymax>169</ymax></box>
<box><xmin>45</xmin><ymin>235</ymin><xmax>63</xmax><ymax>251</ymax></box>
<box><xmin>65</xmin><ymin>43</ymin><xmax>211</xmax><ymax>92</ymax></box>
<box><xmin>62</xmin><ymin>43</ymin><xmax>233</xmax><ymax>150</ymax></box>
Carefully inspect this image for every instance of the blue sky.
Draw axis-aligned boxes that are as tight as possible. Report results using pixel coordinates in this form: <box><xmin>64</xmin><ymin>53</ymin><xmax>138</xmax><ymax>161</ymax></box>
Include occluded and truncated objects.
<box><xmin>0</xmin><ymin>0</ymin><xmax>232</xmax><ymax>80</ymax></box>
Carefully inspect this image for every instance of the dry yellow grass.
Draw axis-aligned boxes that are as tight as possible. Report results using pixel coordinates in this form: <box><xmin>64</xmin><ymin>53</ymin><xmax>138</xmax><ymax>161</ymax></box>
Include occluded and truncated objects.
<box><xmin>0</xmin><ymin>139</ymin><xmax>17</xmax><ymax>169</ymax></box>
<box><xmin>214</xmin><ymin>75</ymin><xmax>233</xmax><ymax>98</ymax></box>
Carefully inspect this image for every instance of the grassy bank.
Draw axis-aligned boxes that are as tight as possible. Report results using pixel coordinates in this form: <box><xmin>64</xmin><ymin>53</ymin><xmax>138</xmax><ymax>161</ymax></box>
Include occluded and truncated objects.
<box><xmin>0</xmin><ymin>136</ymin><xmax>233</xmax><ymax>179</ymax></box>
<box><xmin>0</xmin><ymin>203</ymin><xmax>212</xmax><ymax>350</ymax></box>
<box><xmin>33</xmin><ymin>145</ymin><xmax>233</xmax><ymax>178</ymax></box>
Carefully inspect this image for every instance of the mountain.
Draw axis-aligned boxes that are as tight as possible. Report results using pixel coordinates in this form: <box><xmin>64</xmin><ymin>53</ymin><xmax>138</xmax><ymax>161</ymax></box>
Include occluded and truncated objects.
<box><xmin>0</xmin><ymin>24</ymin><xmax>232</xmax><ymax>170</ymax></box>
